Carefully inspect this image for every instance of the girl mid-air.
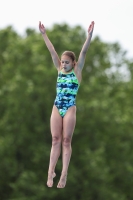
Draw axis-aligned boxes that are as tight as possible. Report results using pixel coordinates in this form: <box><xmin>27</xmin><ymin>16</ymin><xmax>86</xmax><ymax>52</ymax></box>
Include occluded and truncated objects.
<box><xmin>39</xmin><ymin>20</ymin><xmax>95</xmax><ymax>188</ymax></box>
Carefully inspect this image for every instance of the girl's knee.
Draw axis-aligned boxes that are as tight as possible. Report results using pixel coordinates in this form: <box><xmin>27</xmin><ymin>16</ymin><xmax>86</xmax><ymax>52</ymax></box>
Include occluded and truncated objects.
<box><xmin>62</xmin><ymin>137</ymin><xmax>71</xmax><ymax>147</ymax></box>
<box><xmin>52</xmin><ymin>136</ymin><xmax>61</xmax><ymax>146</ymax></box>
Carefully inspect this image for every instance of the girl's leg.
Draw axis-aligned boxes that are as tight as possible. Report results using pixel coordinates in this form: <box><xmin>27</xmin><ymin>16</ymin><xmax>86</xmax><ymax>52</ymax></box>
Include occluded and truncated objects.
<box><xmin>57</xmin><ymin>106</ymin><xmax>76</xmax><ymax>188</ymax></box>
<box><xmin>47</xmin><ymin>105</ymin><xmax>63</xmax><ymax>187</ymax></box>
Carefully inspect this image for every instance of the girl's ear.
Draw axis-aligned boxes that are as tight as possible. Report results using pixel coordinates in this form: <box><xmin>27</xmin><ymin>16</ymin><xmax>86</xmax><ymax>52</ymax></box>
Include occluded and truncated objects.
<box><xmin>73</xmin><ymin>61</ymin><xmax>76</xmax><ymax>66</ymax></box>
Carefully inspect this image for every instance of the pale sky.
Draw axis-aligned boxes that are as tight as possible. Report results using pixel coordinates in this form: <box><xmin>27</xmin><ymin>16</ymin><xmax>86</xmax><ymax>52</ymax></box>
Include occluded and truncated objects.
<box><xmin>0</xmin><ymin>0</ymin><xmax>133</xmax><ymax>58</ymax></box>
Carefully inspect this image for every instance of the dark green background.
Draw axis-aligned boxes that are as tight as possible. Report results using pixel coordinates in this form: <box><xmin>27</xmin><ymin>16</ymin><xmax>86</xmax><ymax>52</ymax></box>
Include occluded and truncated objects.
<box><xmin>0</xmin><ymin>23</ymin><xmax>133</xmax><ymax>200</ymax></box>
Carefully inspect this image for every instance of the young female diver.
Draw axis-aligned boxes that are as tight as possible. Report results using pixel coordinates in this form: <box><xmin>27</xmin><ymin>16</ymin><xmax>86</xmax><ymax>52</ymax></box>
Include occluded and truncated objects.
<box><xmin>39</xmin><ymin>21</ymin><xmax>95</xmax><ymax>188</ymax></box>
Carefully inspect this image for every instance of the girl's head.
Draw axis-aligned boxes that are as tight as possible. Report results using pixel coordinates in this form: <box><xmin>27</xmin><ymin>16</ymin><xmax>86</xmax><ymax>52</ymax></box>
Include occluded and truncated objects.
<box><xmin>61</xmin><ymin>51</ymin><xmax>76</xmax><ymax>72</ymax></box>
<box><xmin>62</xmin><ymin>51</ymin><xmax>76</xmax><ymax>62</ymax></box>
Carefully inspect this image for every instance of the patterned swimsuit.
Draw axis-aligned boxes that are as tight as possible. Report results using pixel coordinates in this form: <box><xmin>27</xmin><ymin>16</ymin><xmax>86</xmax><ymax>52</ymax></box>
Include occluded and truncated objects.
<box><xmin>54</xmin><ymin>70</ymin><xmax>80</xmax><ymax>117</ymax></box>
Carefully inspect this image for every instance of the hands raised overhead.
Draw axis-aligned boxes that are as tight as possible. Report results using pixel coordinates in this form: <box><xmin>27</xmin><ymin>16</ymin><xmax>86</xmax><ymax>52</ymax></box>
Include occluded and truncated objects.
<box><xmin>88</xmin><ymin>21</ymin><xmax>95</xmax><ymax>36</ymax></box>
<box><xmin>39</xmin><ymin>21</ymin><xmax>46</xmax><ymax>34</ymax></box>
<box><xmin>39</xmin><ymin>20</ymin><xmax>95</xmax><ymax>36</ymax></box>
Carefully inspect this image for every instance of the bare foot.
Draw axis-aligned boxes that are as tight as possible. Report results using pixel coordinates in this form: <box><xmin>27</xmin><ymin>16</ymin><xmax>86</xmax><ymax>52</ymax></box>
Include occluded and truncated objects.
<box><xmin>47</xmin><ymin>172</ymin><xmax>56</xmax><ymax>187</ymax></box>
<box><xmin>57</xmin><ymin>173</ymin><xmax>67</xmax><ymax>188</ymax></box>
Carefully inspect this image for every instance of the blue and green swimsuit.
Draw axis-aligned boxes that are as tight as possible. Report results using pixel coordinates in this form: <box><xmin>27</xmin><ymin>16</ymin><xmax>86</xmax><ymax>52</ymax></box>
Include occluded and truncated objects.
<box><xmin>54</xmin><ymin>69</ymin><xmax>80</xmax><ymax>117</ymax></box>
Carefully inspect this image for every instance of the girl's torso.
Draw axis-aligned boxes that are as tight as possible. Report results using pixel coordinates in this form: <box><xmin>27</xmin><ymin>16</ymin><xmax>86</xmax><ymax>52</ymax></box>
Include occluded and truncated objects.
<box><xmin>55</xmin><ymin>69</ymin><xmax>80</xmax><ymax>104</ymax></box>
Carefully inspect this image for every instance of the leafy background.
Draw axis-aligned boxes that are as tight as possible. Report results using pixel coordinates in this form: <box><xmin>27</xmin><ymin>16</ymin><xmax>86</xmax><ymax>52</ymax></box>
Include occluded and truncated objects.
<box><xmin>0</xmin><ymin>24</ymin><xmax>133</xmax><ymax>200</ymax></box>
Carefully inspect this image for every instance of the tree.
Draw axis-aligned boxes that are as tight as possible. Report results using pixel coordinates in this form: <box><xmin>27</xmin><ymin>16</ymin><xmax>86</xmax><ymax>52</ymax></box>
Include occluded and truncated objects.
<box><xmin>0</xmin><ymin>24</ymin><xmax>133</xmax><ymax>200</ymax></box>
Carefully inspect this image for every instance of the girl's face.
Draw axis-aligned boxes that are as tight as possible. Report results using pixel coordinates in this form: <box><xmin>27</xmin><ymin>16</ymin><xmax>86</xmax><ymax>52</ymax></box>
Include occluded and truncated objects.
<box><xmin>61</xmin><ymin>55</ymin><xmax>75</xmax><ymax>73</ymax></box>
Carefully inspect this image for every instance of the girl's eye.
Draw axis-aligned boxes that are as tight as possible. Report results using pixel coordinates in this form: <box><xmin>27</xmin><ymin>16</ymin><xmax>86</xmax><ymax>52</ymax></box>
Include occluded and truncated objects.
<box><xmin>61</xmin><ymin>61</ymin><xmax>69</xmax><ymax>64</ymax></box>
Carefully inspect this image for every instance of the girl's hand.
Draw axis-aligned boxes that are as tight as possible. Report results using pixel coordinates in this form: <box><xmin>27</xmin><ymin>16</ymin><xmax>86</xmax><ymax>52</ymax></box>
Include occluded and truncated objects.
<box><xmin>88</xmin><ymin>21</ymin><xmax>95</xmax><ymax>36</ymax></box>
<box><xmin>39</xmin><ymin>21</ymin><xmax>46</xmax><ymax>34</ymax></box>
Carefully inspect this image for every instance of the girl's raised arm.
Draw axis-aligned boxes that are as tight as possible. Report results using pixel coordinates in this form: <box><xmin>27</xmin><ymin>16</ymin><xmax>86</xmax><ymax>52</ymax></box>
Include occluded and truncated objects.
<box><xmin>39</xmin><ymin>21</ymin><xmax>61</xmax><ymax>70</ymax></box>
<box><xmin>77</xmin><ymin>21</ymin><xmax>95</xmax><ymax>71</ymax></box>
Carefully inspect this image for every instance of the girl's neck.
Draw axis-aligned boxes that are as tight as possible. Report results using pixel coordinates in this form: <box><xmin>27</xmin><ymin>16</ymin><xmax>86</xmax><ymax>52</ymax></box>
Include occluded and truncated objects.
<box><xmin>61</xmin><ymin>67</ymin><xmax>73</xmax><ymax>74</ymax></box>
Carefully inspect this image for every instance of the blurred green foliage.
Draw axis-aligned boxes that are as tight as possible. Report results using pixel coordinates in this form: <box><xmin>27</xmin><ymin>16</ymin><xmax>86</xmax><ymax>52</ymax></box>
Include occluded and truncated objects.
<box><xmin>0</xmin><ymin>24</ymin><xmax>133</xmax><ymax>200</ymax></box>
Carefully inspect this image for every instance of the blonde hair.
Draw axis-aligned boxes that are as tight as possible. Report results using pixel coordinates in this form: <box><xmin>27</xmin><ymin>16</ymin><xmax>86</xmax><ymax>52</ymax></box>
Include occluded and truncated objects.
<box><xmin>61</xmin><ymin>51</ymin><xmax>76</xmax><ymax>62</ymax></box>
